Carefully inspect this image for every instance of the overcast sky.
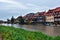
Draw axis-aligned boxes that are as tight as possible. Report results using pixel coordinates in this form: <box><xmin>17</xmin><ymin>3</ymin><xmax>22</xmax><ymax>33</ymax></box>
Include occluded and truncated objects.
<box><xmin>0</xmin><ymin>0</ymin><xmax>60</xmax><ymax>20</ymax></box>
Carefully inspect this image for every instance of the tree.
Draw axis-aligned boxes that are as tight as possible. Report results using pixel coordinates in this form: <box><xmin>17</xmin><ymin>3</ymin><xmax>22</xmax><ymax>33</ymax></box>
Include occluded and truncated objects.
<box><xmin>18</xmin><ymin>16</ymin><xmax>24</xmax><ymax>24</ymax></box>
<box><xmin>11</xmin><ymin>16</ymin><xmax>15</xmax><ymax>24</ymax></box>
<box><xmin>7</xmin><ymin>19</ymin><xmax>10</xmax><ymax>24</ymax></box>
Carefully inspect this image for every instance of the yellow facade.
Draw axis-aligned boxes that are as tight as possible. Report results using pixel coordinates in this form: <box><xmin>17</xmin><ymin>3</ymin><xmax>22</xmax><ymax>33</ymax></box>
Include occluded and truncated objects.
<box><xmin>45</xmin><ymin>16</ymin><xmax>54</xmax><ymax>22</ymax></box>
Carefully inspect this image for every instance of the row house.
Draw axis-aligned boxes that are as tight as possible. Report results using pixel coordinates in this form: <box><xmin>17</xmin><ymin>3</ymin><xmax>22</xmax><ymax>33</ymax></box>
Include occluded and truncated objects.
<box><xmin>37</xmin><ymin>12</ymin><xmax>46</xmax><ymax>23</ymax></box>
<box><xmin>23</xmin><ymin>12</ymin><xmax>46</xmax><ymax>23</ymax></box>
<box><xmin>54</xmin><ymin>12</ymin><xmax>60</xmax><ymax>22</ymax></box>
<box><xmin>46</xmin><ymin>9</ymin><xmax>54</xmax><ymax>22</ymax></box>
<box><xmin>44</xmin><ymin>13</ymin><xmax>54</xmax><ymax>22</ymax></box>
<box><xmin>54</xmin><ymin>7</ymin><xmax>60</xmax><ymax>22</ymax></box>
<box><xmin>23</xmin><ymin>11</ymin><xmax>54</xmax><ymax>23</ymax></box>
<box><xmin>23</xmin><ymin>13</ymin><xmax>35</xmax><ymax>23</ymax></box>
<box><xmin>44</xmin><ymin>12</ymin><xmax>54</xmax><ymax>26</ymax></box>
<box><xmin>14</xmin><ymin>16</ymin><xmax>23</xmax><ymax>23</ymax></box>
<box><xmin>22</xmin><ymin>7</ymin><xmax>60</xmax><ymax>24</ymax></box>
<box><xmin>32</xmin><ymin>13</ymin><xmax>39</xmax><ymax>22</ymax></box>
<box><xmin>24</xmin><ymin>13</ymin><xmax>34</xmax><ymax>19</ymax></box>
<box><xmin>47</xmin><ymin>7</ymin><xmax>60</xmax><ymax>22</ymax></box>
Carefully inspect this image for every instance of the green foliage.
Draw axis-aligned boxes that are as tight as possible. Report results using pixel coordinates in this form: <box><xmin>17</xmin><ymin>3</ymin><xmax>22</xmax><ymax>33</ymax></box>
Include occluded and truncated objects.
<box><xmin>18</xmin><ymin>16</ymin><xmax>24</xmax><ymax>24</ymax></box>
<box><xmin>0</xmin><ymin>25</ymin><xmax>60</xmax><ymax>40</ymax></box>
<box><xmin>11</xmin><ymin>16</ymin><xmax>15</xmax><ymax>24</ymax></box>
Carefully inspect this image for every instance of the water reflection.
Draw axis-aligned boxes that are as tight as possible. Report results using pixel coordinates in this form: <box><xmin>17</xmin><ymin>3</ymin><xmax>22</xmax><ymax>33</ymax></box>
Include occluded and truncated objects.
<box><xmin>45</xmin><ymin>26</ymin><xmax>54</xmax><ymax>36</ymax></box>
<box><xmin>0</xmin><ymin>23</ymin><xmax>60</xmax><ymax>36</ymax></box>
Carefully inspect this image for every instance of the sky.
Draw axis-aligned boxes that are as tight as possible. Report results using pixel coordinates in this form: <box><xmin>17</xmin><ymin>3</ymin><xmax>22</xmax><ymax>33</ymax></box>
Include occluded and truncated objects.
<box><xmin>0</xmin><ymin>0</ymin><xmax>60</xmax><ymax>20</ymax></box>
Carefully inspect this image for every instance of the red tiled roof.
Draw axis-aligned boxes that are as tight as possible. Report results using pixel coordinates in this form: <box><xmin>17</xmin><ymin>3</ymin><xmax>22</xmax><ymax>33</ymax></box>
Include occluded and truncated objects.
<box><xmin>54</xmin><ymin>7</ymin><xmax>60</xmax><ymax>12</ymax></box>
<box><xmin>38</xmin><ymin>12</ymin><xmax>46</xmax><ymax>16</ymax></box>
<box><xmin>23</xmin><ymin>7</ymin><xmax>60</xmax><ymax>20</ymax></box>
<box><xmin>34</xmin><ymin>13</ymin><xmax>39</xmax><ymax>17</ymax></box>
<box><xmin>47</xmin><ymin>9</ymin><xmax>54</xmax><ymax>13</ymax></box>
<box><xmin>44</xmin><ymin>13</ymin><xmax>53</xmax><ymax>16</ymax></box>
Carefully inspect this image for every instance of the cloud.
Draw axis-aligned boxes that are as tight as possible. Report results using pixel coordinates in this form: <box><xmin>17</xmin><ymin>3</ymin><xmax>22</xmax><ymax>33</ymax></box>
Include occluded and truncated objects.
<box><xmin>26</xmin><ymin>3</ymin><xmax>51</xmax><ymax>12</ymax></box>
<box><xmin>0</xmin><ymin>0</ymin><xmax>28</xmax><ymax>9</ymax></box>
<box><xmin>0</xmin><ymin>0</ymin><xmax>60</xmax><ymax>20</ymax></box>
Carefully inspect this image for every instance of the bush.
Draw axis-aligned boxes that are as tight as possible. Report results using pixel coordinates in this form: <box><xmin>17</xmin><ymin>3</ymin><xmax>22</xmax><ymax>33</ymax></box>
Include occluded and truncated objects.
<box><xmin>0</xmin><ymin>25</ymin><xmax>60</xmax><ymax>40</ymax></box>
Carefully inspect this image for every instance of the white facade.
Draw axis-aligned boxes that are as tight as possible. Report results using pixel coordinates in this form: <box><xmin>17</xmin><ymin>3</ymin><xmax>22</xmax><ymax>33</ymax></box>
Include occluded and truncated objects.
<box><xmin>54</xmin><ymin>18</ymin><xmax>60</xmax><ymax>21</ymax></box>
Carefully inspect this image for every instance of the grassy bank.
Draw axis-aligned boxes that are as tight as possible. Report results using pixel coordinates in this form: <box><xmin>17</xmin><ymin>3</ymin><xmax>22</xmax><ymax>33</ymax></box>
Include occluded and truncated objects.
<box><xmin>0</xmin><ymin>25</ymin><xmax>60</xmax><ymax>40</ymax></box>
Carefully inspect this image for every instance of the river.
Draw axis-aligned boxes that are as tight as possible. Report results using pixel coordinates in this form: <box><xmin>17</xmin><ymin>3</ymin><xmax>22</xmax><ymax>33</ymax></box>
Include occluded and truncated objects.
<box><xmin>0</xmin><ymin>23</ymin><xmax>60</xmax><ymax>36</ymax></box>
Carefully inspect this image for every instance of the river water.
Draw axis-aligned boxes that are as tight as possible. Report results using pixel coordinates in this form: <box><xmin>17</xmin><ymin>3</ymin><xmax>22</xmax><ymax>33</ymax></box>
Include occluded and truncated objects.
<box><xmin>0</xmin><ymin>23</ymin><xmax>60</xmax><ymax>36</ymax></box>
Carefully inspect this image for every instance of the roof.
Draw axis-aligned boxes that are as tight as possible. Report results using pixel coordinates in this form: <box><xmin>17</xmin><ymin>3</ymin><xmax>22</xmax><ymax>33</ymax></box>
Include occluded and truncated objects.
<box><xmin>54</xmin><ymin>7</ymin><xmax>60</xmax><ymax>12</ymax></box>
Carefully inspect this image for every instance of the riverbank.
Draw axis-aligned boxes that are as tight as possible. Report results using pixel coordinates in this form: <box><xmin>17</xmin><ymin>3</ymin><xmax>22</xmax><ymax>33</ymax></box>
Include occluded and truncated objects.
<box><xmin>0</xmin><ymin>25</ymin><xmax>60</xmax><ymax>40</ymax></box>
